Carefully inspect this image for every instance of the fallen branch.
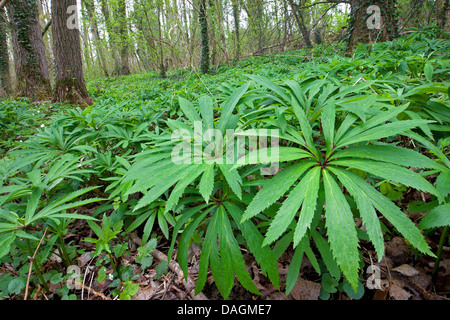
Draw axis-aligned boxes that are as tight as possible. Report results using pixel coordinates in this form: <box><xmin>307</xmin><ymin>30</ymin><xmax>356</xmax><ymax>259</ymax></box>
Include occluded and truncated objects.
<box><xmin>24</xmin><ymin>229</ymin><xmax>47</xmax><ymax>300</ymax></box>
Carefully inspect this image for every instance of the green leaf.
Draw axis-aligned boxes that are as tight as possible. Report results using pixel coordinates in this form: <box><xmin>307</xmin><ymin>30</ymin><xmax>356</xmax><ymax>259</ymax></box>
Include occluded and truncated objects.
<box><xmin>424</xmin><ymin>62</ymin><xmax>433</xmax><ymax>82</ymax></box>
<box><xmin>218</xmin><ymin>164</ymin><xmax>242</xmax><ymax>199</ymax></box>
<box><xmin>199</xmin><ymin>95</ymin><xmax>214</xmax><ymax>129</ymax></box>
<box><xmin>179</xmin><ymin>97</ymin><xmax>201</xmax><ymax>125</ymax></box>
<box><xmin>242</xmin><ymin>161</ymin><xmax>315</xmax><ymax>222</ymax></box>
<box><xmin>330</xmin><ymin>144</ymin><xmax>444</xmax><ymax>170</ymax></box>
<box><xmin>329</xmin><ymin>166</ymin><xmax>384</xmax><ymax>260</ymax></box>
<box><xmin>285</xmin><ymin>236</ymin><xmax>308</xmax><ymax>295</ymax></box>
<box><xmin>330</xmin><ymin>159</ymin><xmax>442</xmax><ymax>200</ymax></box>
<box><xmin>263</xmin><ymin>166</ymin><xmax>320</xmax><ymax>246</ymax></box>
<box><xmin>322</xmin><ymin>169</ymin><xmax>360</xmax><ymax>290</ymax></box>
<box><xmin>293</xmin><ymin>167</ymin><xmax>321</xmax><ymax>247</ymax></box>
<box><xmin>321</xmin><ymin>102</ymin><xmax>335</xmax><ymax>155</ymax></box>
<box><xmin>199</xmin><ymin>164</ymin><xmax>215</xmax><ymax>202</ymax></box>
<box><xmin>337</xmin><ymin>119</ymin><xmax>432</xmax><ymax>148</ymax></box>
<box><xmin>419</xmin><ymin>203</ymin><xmax>450</xmax><ymax>229</ymax></box>
<box><xmin>225</xmin><ymin>202</ymin><xmax>280</xmax><ymax>289</ymax></box>
<box><xmin>25</xmin><ymin>188</ymin><xmax>44</xmax><ymax>225</ymax></box>
<box><xmin>330</xmin><ymin>169</ymin><xmax>434</xmax><ymax>257</ymax></box>
<box><xmin>310</xmin><ymin>230</ymin><xmax>340</xmax><ymax>279</ymax></box>
<box><xmin>436</xmin><ymin>170</ymin><xmax>450</xmax><ymax>198</ymax></box>
<box><xmin>217</xmin><ymin>83</ymin><xmax>250</xmax><ymax>133</ymax></box>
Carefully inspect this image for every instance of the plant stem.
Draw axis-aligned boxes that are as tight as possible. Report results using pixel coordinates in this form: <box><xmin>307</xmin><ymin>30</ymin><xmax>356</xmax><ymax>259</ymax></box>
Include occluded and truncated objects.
<box><xmin>57</xmin><ymin>234</ymin><xmax>72</xmax><ymax>268</ymax></box>
<box><xmin>108</xmin><ymin>252</ymin><xmax>117</xmax><ymax>274</ymax></box>
<box><xmin>432</xmin><ymin>225</ymin><xmax>448</xmax><ymax>284</ymax></box>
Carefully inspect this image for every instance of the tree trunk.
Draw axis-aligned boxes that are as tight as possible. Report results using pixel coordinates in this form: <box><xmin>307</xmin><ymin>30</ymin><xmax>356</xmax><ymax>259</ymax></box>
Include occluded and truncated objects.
<box><xmin>83</xmin><ymin>0</ymin><xmax>109</xmax><ymax>77</ymax></box>
<box><xmin>0</xmin><ymin>7</ymin><xmax>10</xmax><ymax>97</ymax></box>
<box><xmin>100</xmin><ymin>0</ymin><xmax>121</xmax><ymax>75</ymax></box>
<box><xmin>346</xmin><ymin>0</ymin><xmax>399</xmax><ymax>53</ymax></box>
<box><xmin>199</xmin><ymin>0</ymin><xmax>210</xmax><ymax>74</ymax></box>
<box><xmin>7</xmin><ymin>0</ymin><xmax>52</xmax><ymax>100</ymax></box>
<box><xmin>288</xmin><ymin>0</ymin><xmax>312</xmax><ymax>49</ymax></box>
<box><xmin>51</xmin><ymin>0</ymin><xmax>92</xmax><ymax>106</ymax></box>
<box><xmin>232</xmin><ymin>0</ymin><xmax>240</xmax><ymax>60</ymax></box>
<box><xmin>116</xmin><ymin>0</ymin><xmax>130</xmax><ymax>75</ymax></box>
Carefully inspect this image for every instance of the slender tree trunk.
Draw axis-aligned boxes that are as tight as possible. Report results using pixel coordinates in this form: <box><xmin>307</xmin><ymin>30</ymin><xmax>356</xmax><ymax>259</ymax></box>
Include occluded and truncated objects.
<box><xmin>214</xmin><ymin>0</ymin><xmax>230</xmax><ymax>65</ymax></box>
<box><xmin>157</xmin><ymin>2</ymin><xmax>166</xmax><ymax>78</ymax></box>
<box><xmin>84</xmin><ymin>0</ymin><xmax>109</xmax><ymax>77</ymax></box>
<box><xmin>7</xmin><ymin>0</ymin><xmax>52</xmax><ymax>100</ymax></box>
<box><xmin>116</xmin><ymin>0</ymin><xmax>130</xmax><ymax>75</ymax></box>
<box><xmin>232</xmin><ymin>0</ymin><xmax>240</xmax><ymax>60</ymax></box>
<box><xmin>100</xmin><ymin>0</ymin><xmax>120</xmax><ymax>74</ymax></box>
<box><xmin>51</xmin><ymin>0</ymin><xmax>92</xmax><ymax>106</ymax></box>
<box><xmin>199</xmin><ymin>0</ymin><xmax>210</xmax><ymax>73</ymax></box>
<box><xmin>0</xmin><ymin>7</ymin><xmax>10</xmax><ymax>97</ymax></box>
<box><xmin>288</xmin><ymin>0</ymin><xmax>312</xmax><ymax>48</ymax></box>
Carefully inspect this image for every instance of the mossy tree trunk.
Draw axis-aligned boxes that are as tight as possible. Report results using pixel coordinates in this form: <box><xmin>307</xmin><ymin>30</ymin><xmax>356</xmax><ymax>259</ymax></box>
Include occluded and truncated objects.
<box><xmin>7</xmin><ymin>0</ymin><xmax>52</xmax><ymax>100</ymax></box>
<box><xmin>51</xmin><ymin>0</ymin><xmax>92</xmax><ymax>107</ymax></box>
<box><xmin>346</xmin><ymin>0</ymin><xmax>399</xmax><ymax>53</ymax></box>
<box><xmin>0</xmin><ymin>7</ymin><xmax>10</xmax><ymax>97</ymax></box>
<box><xmin>199</xmin><ymin>0</ymin><xmax>210</xmax><ymax>74</ymax></box>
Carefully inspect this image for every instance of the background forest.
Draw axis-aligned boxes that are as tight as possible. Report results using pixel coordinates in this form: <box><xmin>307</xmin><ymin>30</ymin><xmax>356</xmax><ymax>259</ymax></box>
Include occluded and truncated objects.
<box><xmin>0</xmin><ymin>0</ymin><xmax>449</xmax><ymax>302</ymax></box>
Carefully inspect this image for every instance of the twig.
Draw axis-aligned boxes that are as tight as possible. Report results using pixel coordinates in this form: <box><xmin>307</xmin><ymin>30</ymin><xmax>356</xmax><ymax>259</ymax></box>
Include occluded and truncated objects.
<box><xmin>24</xmin><ymin>229</ymin><xmax>48</xmax><ymax>300</ymax></box>
<box><xmin>74</xmin><ymin>281</ymin><xmax>112</xmax><ymax>300</ymax></box>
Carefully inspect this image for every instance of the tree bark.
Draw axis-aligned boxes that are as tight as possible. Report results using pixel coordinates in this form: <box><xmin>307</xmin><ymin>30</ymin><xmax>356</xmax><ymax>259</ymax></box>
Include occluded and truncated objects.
<box><xmin>0</xmin><ymin>7</ymin><xmax>10</xmax><ymax>97</ymax></box>
<box><xmin>7</xmin><ymin>0</ymin><xmax>52</xmax><ymax>100</ymax></box>
<box><xmin>346</xmin><ymin>0</ymin><xmax>399</xmax><ymax>53</ymax></box>
<box><xmin>199</xmin><ymin>0</ymin><xmax>210</xmax><ymax>73</ymax></box>
<box><xmin>83</xmin><ymin>0</ymin><xmax>109</xmax><ymax>77</ymax></box>
<box><xmin>116</xmin><ymin>0</ymin><xmax>130</xmax><ymax>75</ymax></box>
<box><xmin>288</xmin><ymin>0</ymin><xmax>312</xmax><ymax>49</ymax></box>
<box><xmin>232</xmin><ymin>0</ymin><xmax>240</xmax><ymax>60</ymax></box>
<box><xmin>51</xmin><ymin>0</ymin><xmax>92</xmax><ymax>106</ymax></box>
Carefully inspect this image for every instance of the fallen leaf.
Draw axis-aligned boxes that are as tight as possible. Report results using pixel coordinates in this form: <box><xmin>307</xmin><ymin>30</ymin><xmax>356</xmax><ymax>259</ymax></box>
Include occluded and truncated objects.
<box><xmin>288</xmin><ymin>279</ymin><xmax>321</xmax><ymax>300</ymax></box>
<box><xmin>389</xmin><ymin>280</ymin><xmax>412</xmax><ymax>300</ymax></box>
<box><xmin>393</xmin><ymin>264</ymin><xmax>420</xmax><ymax>277</ymax></box>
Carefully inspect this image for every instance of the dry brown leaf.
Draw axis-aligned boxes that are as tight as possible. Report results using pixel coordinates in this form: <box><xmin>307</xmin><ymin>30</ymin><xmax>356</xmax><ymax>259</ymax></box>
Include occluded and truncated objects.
<box><xmin>288</xmin><ymin>279</ymin><xmax>321</xmax><ymax>300</ymax></box>
<box><xmin>392</xmin><ymin>264</ymin><xmax>420</xmax><ymax>277</ymax></box>
<box><xmin>388</xmin><ymin>280</ymin><xmax>412</xmax><ymax>300</ymax></box>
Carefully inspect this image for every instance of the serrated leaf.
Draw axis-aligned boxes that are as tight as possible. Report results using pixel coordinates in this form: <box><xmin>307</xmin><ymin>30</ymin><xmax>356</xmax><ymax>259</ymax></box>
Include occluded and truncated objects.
<box><xmin>199</xmin><ymin>164</ymin><xmax>215</xmax><ymax>202</ymax></box>
<box><xmin>330</xmin><ymin>166</ymin><xmax>384</xmax><ymax>260</ymax></box>
<box><xmin>330</xmin><ymin>159</ymin><xmax>442</xmax><ymax>200</ymax></box>
<box><xmin>322</xmin><ymin>169</ymin><xmax>360</xmax><ymax>290</ymax></box>
<box><xmin>331</xmin><ymin>169</ymin><xmax>434</xmax><ymax>257</ymax></box>
<box><xmin>242</xmin><ymin>161</ymin><xmax>315</xmax><ymax>222</ymax></box>
<box><xmin>331</xmin><ymin>144</ymin><xmax>444</xmax><ymax>170</ymax></box>
<box><xmin>419</xmin><ymin>203</ymin><xmax>450</xmax><ymax>229</ymax></box>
